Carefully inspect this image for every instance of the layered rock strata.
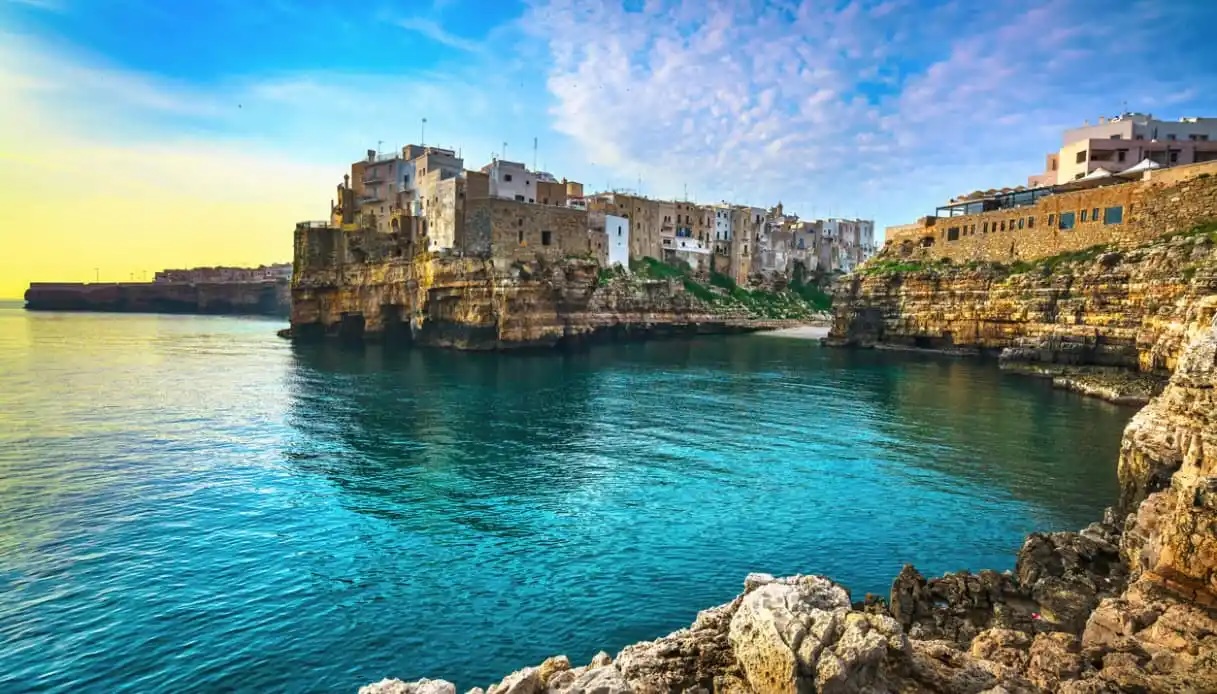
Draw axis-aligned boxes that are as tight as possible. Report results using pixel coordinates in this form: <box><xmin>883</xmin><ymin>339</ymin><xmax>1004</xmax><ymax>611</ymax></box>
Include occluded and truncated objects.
<box><xmin>360</xmin><ymin>320</ymin><xmax>1217</xmax><ymax>692</ymax></box>
<box><xmin>827</xmin><ymin>232</ymin><xmax>1217</xmax><ymax>376</ymax></box>
<box><xmin>291</xmin><ymin>226</ymin><xmax>826</xmax><ymax>350</ymax></box>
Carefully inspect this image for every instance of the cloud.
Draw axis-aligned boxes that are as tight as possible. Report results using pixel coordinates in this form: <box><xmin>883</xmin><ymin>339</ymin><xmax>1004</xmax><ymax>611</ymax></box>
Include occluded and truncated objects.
<box><xmin>524</xmin><ymin>0</ymin><xmax>1217</xmax><ymax>227</ymax></box>
<box><xmin>395</xmin><ymin>16</ymin><xmax>483</xmax><ymax>53</ymax></box>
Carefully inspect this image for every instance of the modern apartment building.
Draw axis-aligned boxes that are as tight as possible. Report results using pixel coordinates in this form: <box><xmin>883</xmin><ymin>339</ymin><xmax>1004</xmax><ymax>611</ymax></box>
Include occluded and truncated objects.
<box><xmin>1030</xmin><ymin>113</ymin><xmax>1217</xmax><ymax>185</ymax></box>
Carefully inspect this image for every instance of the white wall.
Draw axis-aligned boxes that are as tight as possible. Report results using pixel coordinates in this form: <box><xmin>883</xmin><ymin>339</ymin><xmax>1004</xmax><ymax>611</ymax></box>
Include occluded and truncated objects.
<box><xmin>607</xmin><ymin>214</ymin><xmax>629</xmax><ymax>267</ymax></box>
<box><xmin>714</xmin><ymin>206</ymin><xmax>732</xmax><ymax>240</ymax></box>
<box><xmin>488</xmin><ymin>160</ymin><xmax>537</xmax><ymax>203</ymax></box>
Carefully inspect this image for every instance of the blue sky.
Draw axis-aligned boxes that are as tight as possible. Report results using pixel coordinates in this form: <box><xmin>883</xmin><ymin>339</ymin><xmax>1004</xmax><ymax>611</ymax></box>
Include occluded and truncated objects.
<box><xmin>3</xmin><ymin>0</ymin><xmax>1217</xmax><ymax>250</ymax></box>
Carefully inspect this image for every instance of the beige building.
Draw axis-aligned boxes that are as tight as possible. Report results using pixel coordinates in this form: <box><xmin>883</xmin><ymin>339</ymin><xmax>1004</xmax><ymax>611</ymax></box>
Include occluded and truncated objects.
<box><xmin>1030</xmin><ymin>113</ymin><xmax>1217</xmax><ymax>185</ymax></box>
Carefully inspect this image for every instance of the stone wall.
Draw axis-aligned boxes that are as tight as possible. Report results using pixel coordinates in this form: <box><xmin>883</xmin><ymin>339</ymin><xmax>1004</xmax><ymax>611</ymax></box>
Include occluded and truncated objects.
<box><xmin>886</xmin><ymin>161</ymin><xmax>1217</xmax><ymax>264</ymax></box>
<box><xmin>25</xmin><ymin>280</ymin><xmax>289</xmax><ymax>317</ymax></box>
<box><xmin>463</xmin><ymin>197</ymin><xmax>589</xmax><ymax>262</ymax></box>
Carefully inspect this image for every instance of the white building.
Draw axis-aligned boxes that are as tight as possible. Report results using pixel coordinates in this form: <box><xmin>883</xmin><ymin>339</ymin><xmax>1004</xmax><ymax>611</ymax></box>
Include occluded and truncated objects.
<box><xmin>712</xmin><ymin>203</ymin><xmax>734</xmax><ymax>241</ymax></box>
<box><xmin>484</xmin><ymin>159</ymin><xmax>539</xmax><ymax>203</ymax></box>
<box><xmin>1030</xmin><ymin>113</ymin><xmax>1217</xmax><ymax>185</ymax></box>
<box><xmin>606</xmin><ymin>213</ymin><xmax>630</xmax><ymax>268</ymax></box>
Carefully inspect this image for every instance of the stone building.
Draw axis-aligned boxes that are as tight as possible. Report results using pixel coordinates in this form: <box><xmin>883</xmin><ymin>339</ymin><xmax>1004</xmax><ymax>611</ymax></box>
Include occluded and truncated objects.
<box><xmin>463</xmin><ymin>197</ymin><xmax>589</xmax><ymax>262</ymax></box>
<box><xmin>886</xmin><ymin>159</ymin><xmax>1217</xmax><ymax>264</ymax></box>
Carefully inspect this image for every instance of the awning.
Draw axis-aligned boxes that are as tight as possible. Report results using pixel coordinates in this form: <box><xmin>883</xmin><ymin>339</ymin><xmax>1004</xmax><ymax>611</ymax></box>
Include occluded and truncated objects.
<box><xmin>1116</xmin><ymin>158</ymin><xmax>1162</xmax><ymax>176</ymax></box>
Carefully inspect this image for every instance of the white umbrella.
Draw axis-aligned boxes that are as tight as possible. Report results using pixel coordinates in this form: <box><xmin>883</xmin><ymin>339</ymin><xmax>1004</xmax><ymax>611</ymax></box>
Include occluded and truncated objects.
<box><xmin>1118</xmin><ymin>158</ymin><xmax>1162</xmax><ymax>176</ymax></box>
<box><xmin>1082</xmin><ymin>167</ymin><xmax>1113</xmax><ymax>180</ymax></box>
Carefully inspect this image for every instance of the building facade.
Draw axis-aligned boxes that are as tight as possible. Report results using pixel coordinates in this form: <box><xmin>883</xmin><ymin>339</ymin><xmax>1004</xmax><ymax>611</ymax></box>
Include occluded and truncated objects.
<box><xmin>1030</xmin><ymin>113</ymin><xmax>1217</xmax><ymax>185</ymax></box>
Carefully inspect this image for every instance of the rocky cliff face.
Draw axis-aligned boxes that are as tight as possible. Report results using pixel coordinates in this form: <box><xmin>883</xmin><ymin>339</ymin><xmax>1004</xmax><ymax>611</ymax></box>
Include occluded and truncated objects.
<box><xmin>363</xmin><ymin>321</ymin><xmax>1217</xmax><ymax>693</ymax></box>
<box><xmin>291</xmin><ymin>227</ymin><xmax>825</xmax><ymax>350</ymax></box>
<box><xmin>826</xmin><ymin>228</ymin><xmax>1217</xmax><ymax>374</ymax></box>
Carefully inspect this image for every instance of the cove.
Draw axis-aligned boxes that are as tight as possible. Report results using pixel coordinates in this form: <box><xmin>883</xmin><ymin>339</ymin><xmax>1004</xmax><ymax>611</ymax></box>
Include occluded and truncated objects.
<box><xmin>0</xmin><ymin>309</ymin><xmax>1131</xmax><ymax>692</ymax></box>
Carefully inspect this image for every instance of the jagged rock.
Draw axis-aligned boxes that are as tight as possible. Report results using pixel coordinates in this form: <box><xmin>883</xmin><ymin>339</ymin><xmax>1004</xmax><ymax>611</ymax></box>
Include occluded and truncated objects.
<box><xmin>726</xmin><ymin>575</ymin><xmax>909</xmax><ymax>693</ymax></box>
<box><xmin>486</xmin><ymin>666</ymin><xmax>541</xmax><ymax>694</ymax></box>
<box><xmin>561</xmin><ymin>665</ymin><xmax>632</xmax><ymax>694</ymax></box>
<box><xmin>359</xmin><ymin>679</ymin><xmax>456</xmax><ymax>694</ymax></box>
<box><xmin>536</xmin><ymin>656</ymin><xmax>570</xmax><ymax>685</ymax></box>
<box><xmin>889</xmin><ymin>565</ymin><xmax>1028</xmax><ymax>642</ymax></box>
<box><xmin>588</xmin><ymin>652</ymin><xmax>612</xmax><ymax>669</ymax></box>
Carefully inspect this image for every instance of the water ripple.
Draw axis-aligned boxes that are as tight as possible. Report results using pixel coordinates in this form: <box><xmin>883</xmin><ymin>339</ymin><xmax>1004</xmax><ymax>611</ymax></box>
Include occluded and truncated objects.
<box><xmin>0</xmin><ymin>307</ymin><xmax>1132</xmax><ymax>692</ymax></box>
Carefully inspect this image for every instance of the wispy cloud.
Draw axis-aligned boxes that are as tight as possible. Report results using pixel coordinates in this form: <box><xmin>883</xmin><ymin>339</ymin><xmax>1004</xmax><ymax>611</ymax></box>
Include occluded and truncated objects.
<box><xmin>395</xmin><ymin>16</ymin><xmax>483</xmax><ymax>54</ymax></box>
<box><xmin>524</xmin><ymin>0</ymin><xmax>1217</xmax><ymax>223</ymax></box>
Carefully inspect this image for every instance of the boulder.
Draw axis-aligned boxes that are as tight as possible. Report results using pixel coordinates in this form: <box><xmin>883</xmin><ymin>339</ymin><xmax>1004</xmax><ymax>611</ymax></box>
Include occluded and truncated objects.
<box><xmin>359</xmin><ymin>679</ymin><xmax>456</xmax><ymax>694</ymax></box>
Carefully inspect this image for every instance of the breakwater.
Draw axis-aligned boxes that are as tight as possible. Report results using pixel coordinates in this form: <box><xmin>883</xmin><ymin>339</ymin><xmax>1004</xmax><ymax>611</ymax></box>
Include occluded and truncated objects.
<box><xmin>24</xmin><ymin>281</ymin><xmax>290</xmax><ymax>317</ymax></box>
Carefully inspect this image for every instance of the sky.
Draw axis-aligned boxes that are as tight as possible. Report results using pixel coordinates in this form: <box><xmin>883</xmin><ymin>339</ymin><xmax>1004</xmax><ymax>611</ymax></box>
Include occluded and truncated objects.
<box><xmin>1</xmin><ymin>0</ymin><xmax>1215</xmax><ymax>298</ymax></box>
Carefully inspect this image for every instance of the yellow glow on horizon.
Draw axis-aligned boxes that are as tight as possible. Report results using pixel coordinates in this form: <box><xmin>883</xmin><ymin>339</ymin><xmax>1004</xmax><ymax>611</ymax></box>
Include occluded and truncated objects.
<box><xmin>0</xmin><ymin>36</ymin><xmax>337</xmax><ymax>299</ymax></box>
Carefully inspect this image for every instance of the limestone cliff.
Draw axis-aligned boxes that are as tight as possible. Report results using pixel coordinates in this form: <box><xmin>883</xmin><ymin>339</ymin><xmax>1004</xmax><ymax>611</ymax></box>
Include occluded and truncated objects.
<box><xmin>362</xmin><ymin>319</ymin><xmax>1217</xmax><ymax>693</ymax></box>
<box><xmin>827</xmin><ymin>227</ymin><xmax>1217</xmax><ymax>374</ymax></box>
<box><xmin>291</xmin><ymin>226</ymin><xmax>825</xmax><ymax>350</ymax></box>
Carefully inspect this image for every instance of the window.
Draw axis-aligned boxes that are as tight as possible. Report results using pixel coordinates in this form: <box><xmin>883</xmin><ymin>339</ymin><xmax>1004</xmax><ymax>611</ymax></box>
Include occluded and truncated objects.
<box><xmin>1048</xmin><ymin>213</ymin><xmax>1055</xmax><ymax>227</ymax></box>
<box><xmin>518</xmin><ymin>218</ymin><xmax>524</xmax><ymax>227</ymax></box>
<box><xmin>1135</xmin><ymin>134</ymin><xmax>1144</xmax><ymax>141</ymax></box>
<box><xmin>543</xmin><ymin>198</ymin><xmax>548</xmax><ymax>204</ymax></box>
<box><xmin>1059</xmin><ymin>212</ymin><xmax>1075</xmax><ymax>229</ymax></box>
<box><xmin>1170</xmin><ymin>150</ymin><xmax>1179</xmax><ymax>163</ymax></box>
<box><xmin>1080</xmin><ymin>209</ymin><xmax>1087</xmax><ymax>222</ymax></box>
<box><xmin>1018</xmin><ymin>218</ymin><xmax>1025</xmax><ymax>230</ymax></box>
<box><xmin>542</xmin><ymin>230</ymin><xmax>552</xmax><ymax>246</ymax></box>
<box><xmin>1028</xmin><ymin>216</ymin><xmax>1034</xmax><ymax>228</ymax></box>
<box><xmin>1103</xmin><ymin>206</ymin><xmax>1124</xmax><ymax>225</ymax></box>
<box><xmin>1167</xmin><ymin>133</ymin><xmax>1177</xmax><ymax>141</ymax></box>
<box><xmin>617</xmin><ymin>225</ymin><xmax>622</xmax><ymax>237</ymax></box>
<box><xmin>1074</xmin><ymin>172</ymin><xmax>1085</xmax><ymax>180</ymax></box>
<box><xmin>1092</xmin><ymin>207</ymin><xmax>1100</xmax><ymax>221</ymax></box>
<box><xmin>525</xmin><ymin>180</ymin><xmax>530</xmax><ymax>186</ymax></box>
<box><xmin>982</xmin><ymin>222</ymin><xmax>988</xmax><ymax>233</ymax></box>
<box><xmin>1000</xmin><ymin>221</ymin><xmax>1006</xmax><ymax>231</ymax></box>
<box><xmin>1118</xmin><ymin>150</ymin><xmax>1127</xmax><ymax>162</ymax></box>
<box><xmin>518</xmin><ymin>230</ymin><xmax>524</xmax><ymax>244</ymax></box>
<box><xmin>515</xmin><ymin>194</ymin><xmax>525</xmax><ymax>201</ymax></box>
<box><xmin>1111</xmin><ymin>134</ymin><xmax>1122</xmax><ymax>140</ymax></box>
<box><xmin>504</xmin><ymin>173</ymin><xmax>513</xmax><ymax>181</ymax></box>
<box><xmin>528</xmin><ymin>198</ymin><xmax>535</xmax><ymax>203</ymax></box>
<box><xmin>1076</xmin><ymin>150</ymin><xmax>1087</xmax><ymax>163</ymax></box>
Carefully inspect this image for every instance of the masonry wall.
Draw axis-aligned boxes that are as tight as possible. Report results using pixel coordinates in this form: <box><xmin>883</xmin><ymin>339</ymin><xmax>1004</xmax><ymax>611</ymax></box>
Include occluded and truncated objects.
<box><xmin>886</xmin><ymin>161</ymin><xmax>1217</xmax><ymax>264</ymax></box>
<box><xmin>463</xmin><ymin>198</ymin><xmax>589</xmax><ymax>262</ymax></box>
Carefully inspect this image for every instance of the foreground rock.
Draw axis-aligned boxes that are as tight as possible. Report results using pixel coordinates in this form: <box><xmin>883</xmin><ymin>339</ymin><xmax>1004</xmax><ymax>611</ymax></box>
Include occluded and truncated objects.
<box><xmin>364</xmin><ymin>320</ymin><xmax>1217</xmax><ymax>692</ymax></box>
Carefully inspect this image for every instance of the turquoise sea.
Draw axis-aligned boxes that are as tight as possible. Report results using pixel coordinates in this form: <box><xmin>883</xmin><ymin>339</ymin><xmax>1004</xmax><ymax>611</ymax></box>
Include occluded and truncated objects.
<box><xmin>0</xmin><ymin>305</ymin><xmax>1132</xmax><ymax>692</ymax></box>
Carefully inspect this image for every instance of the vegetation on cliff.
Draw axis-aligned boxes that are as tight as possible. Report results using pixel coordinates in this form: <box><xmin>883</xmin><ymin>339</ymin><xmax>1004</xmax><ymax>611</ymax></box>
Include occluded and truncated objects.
<box><xmin>623</xmin><ymin>257</ymin><xmax>830</xmax><ymax>320</ymax></box>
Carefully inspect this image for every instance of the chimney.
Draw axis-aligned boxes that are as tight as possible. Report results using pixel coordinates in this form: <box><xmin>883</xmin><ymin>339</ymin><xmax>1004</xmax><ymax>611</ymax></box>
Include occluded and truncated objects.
<box><xmin>367</xmin><ymin>149</ymin><xmax>376</xmax><ymax>162</ymax></box>
<box><xmin>1098</xmin><ymin>116</ymin><xmax>1107</xmax><ymax>124</ymax></box>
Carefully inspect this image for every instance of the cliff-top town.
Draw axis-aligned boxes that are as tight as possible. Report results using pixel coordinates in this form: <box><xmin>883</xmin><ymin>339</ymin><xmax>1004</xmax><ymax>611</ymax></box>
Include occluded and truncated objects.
<box><xmin>318</xmin><ymin>144</ymin><xmax>877</xmax><ymax>286</ymax></box>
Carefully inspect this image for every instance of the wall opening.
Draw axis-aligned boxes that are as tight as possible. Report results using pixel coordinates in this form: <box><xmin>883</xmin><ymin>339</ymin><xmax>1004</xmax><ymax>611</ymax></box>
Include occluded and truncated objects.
<box><xmin>542</xmin><ymin>230</ymin><xmax>553</xmax><ymax>246</ymax></box>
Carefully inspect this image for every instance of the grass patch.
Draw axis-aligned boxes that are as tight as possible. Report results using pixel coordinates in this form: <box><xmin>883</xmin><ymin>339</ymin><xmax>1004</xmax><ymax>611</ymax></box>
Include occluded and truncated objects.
<box><xmin>682</xmin><ymin>277</ymin><xmax>718</xmax><ymax>303</ymax></box>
